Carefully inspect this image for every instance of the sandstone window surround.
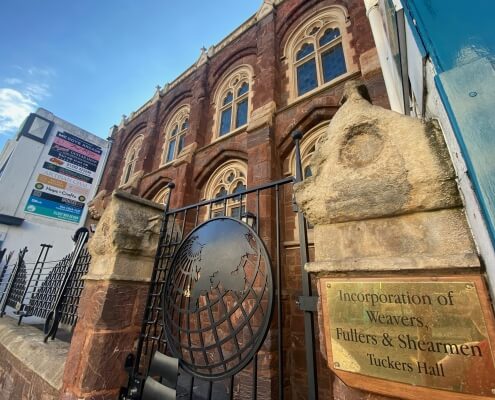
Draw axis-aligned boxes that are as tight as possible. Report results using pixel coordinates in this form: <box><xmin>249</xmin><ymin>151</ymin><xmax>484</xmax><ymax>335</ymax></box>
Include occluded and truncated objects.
<box><xmin>287</xmin><ymin>121</ymin><xmax>328</xmax><ymax>178</ymax></box>
<box><xmin>203</xmin><ymin>160</ymin><xmax>247</xmax><ymax>218</ymax></box>
<box><xmin>152</xmin><ymin>186</ymin><xmax>171</xmax><ymax>206</ymax></box>
<box><xmin>120</xmin><ymin>134</ymin><xmax>143</xmax><ymax>186</ymax></box>
<box><xmin>161</xmin><ymin>105</ymin><xmax>190</xmax><ymax>165</ymax></box>
<box><xmin>284</xmin><ymin>6</ymin><xmax>357</xmax><ymax>101</ymax></box>
<box><xmin>212</xmin><ymin>66</ymin><xmax>253</xmax><ymax>141</ymax></box>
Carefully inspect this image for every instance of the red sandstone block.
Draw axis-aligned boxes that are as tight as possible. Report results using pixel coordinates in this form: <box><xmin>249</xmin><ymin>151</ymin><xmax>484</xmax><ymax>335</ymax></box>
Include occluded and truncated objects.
<box><xmin>77</xmin><ymin>329</ymin><xmax>139</xmax><ymax>393</ymax></box>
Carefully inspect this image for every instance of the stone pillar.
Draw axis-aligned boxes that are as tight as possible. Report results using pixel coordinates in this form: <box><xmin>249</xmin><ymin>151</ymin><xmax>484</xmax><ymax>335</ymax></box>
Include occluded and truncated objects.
<box><xmin>60</xmin><ymin>191</ymin><xmax>164</xmax><ymax>400</ymax></box>
<box><xmin>294</xmin><ymin>81</ymin><xmax>480</xmax><ymax>400</ymax></box>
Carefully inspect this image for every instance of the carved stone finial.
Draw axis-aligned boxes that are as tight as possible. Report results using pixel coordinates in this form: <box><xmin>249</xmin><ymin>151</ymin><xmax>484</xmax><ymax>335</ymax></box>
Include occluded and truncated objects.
<box><xmin>118</xmin><ymin>114</ymin><xmax>127</xmax><ymax>129</ymax></box>
<box><xmin>196</xmin><ymin>46</ymin><xmax>209</xmax><ymax>66</ymax></box>
<box><xmin>107</xmin><ymin>125</ymin><xmax>118</xmax><ymax>140</ymax></box>
<box><xmin>152</xmin><ymin>85</ymin><xmax>161</xmax><ymax>102</ymax></box>
<box><xmin>256</xmin><ymin>0</ymin><xmax>275</xmax><ymax>21</ymax></box>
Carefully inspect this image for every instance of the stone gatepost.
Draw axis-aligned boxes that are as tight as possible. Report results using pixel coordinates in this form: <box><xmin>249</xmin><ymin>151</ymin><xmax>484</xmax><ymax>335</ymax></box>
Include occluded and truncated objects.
<box><xmin>60</xmin><ymin>191</ymin><xmax>164</xmax><ymax>400</ymax></box>
<box><xmin>294</xmin><ymin>81</ymin><xmax>495</xmax><ymax>400</ymax></box>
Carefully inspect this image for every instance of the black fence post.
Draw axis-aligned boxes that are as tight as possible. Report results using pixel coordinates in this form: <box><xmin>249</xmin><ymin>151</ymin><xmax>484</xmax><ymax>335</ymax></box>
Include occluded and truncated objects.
<box><xmin>17</xmin><ymin>244</ymin><xmax>52</xmax><ymax>325</ymax></box>
<box><xmin>292</xmin><ymin>130</ymin><xmax>318</xmax><ymax>400</ymax></box>
<box><xmin>0</xmin><ymin>247</ymin><xmax>28</xmax><ymax>317</ymax></box>
<box><xmin>0</xmin><ymin>251</ymin><xmax>13</xmax><ymax>288</ymax></box>
<box><xmin>43</xmin><ymin>228</ymin><xmax>89</xmax><ymax>342</ymax></box>
<box><xmin>0</xmin><ymin>249</ymin><xmax>5</xmax><ymax>266</ymax></box>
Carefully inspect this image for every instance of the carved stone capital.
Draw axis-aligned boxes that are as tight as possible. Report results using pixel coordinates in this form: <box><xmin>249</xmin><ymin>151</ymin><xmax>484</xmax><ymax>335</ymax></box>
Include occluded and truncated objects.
<box><xmin>86</xmin><ymin>190</ymin><xmax>164</xmax><ymax>282</ymax></box>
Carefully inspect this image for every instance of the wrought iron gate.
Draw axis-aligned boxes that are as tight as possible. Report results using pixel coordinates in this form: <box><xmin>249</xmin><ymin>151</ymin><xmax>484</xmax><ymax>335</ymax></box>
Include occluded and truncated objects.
<box><xmin>124</xmin><ymin>136</ymin><xmax>319</xmax><ymax>400</ymax></box>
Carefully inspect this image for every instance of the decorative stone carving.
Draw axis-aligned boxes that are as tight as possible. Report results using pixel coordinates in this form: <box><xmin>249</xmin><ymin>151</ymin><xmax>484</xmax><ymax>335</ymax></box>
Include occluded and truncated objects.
<box><xmin>196</xmin><ymin>46</ymin><xmax>209</xmax><ymax>67</ymax></box>
<box><xmin>256</xmin><ymin>0</ymin><xmax>275</xmax><ymax>21</ymax></box>
<box><xmin>295</xmin><ymin>80</ymin><xmax>460</xmax><ymax>225</ymax></box>
<box><xmin>294</xmin><ymin>79</ymin><xmax>478</xmax><ymax>272</ymax></box>
<box><xmin>152</xmin><ymin>85</ymin><xmax>161</xmax><ymax>102</ymax></box>
<box><xmin>118</xmin><ymin>114</ymin><xmax>127</xmax><ymax>129</ymax></box>
<box><xmin>87</xmin><ymin>189</ymin><xmax>108</xmax><ymax>220</ymax></box>
<box><xmin>87</xmin><ymin>190</ymin><xmax>164</xmax><ymax>282</ymax></box>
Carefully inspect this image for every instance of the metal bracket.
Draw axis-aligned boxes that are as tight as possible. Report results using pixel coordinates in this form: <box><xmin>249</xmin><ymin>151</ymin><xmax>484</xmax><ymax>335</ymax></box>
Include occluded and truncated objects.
<box><xmin>296</xmin><ymin>296</ymin><xmax>318</xmax><ymax>312</ymax></box>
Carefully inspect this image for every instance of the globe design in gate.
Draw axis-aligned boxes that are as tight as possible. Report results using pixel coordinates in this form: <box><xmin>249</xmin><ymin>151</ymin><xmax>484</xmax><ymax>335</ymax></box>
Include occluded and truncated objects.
<box><xmin>162</xmin><ymin>217</ymin><xmax>273</xmax><ymax>380</ymax></box>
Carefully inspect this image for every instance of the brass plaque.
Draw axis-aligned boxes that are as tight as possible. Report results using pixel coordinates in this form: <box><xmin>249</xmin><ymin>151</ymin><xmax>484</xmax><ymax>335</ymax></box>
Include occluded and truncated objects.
<box><xmin>325</xmin><ymin>280</ymin><xmax>495</xmax><ymax>397</ymax></box>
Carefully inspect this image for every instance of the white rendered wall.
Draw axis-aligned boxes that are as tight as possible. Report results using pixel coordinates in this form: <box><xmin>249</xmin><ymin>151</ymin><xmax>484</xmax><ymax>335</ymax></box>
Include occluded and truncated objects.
<box><xmin>0</xmin><ymin>109</ymin><xmax>109</xmax><ymax>264</ymax></box>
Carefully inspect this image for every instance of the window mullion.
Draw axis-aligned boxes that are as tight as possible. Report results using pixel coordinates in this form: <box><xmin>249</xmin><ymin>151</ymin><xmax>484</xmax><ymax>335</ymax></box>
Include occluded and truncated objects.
<box><xmin>231</xmin><ymin>91</ymin><xmax>236</xmax><ymax>131</ymax></box>
<box><xmin>315</xmin><ymin>40</ymin><xmax>324</xmax><ymax>86</ymax></box>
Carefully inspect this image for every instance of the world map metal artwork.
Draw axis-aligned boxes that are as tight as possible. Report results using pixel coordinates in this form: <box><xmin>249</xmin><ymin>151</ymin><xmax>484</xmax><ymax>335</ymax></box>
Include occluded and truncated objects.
<box><xmin>162</xmin><ymin>217</ymin><xmax>273</xmax><ymax>380</ymax></box>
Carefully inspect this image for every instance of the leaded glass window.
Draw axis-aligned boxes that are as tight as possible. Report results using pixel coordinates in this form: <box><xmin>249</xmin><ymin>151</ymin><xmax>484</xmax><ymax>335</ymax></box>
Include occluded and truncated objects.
<box><xmin>321</xmin><ymin>43</ymin><xmax>346</xmax><ymax>83</ymax></box>
<box><xmin>216</xmin><ymin>68</ymin><xmax>251</xmax><ymax>138</ymax></box>
<box><xmin>121</xmin><ymin>135</ymin><xmax>143</xmax><ymax>185</ymax></box>
<box><xmin>220</xmin><ymin>108</ymin><xmax>232</xmax><ymax>136</ymax></box>
<box><xmin>162</xmin><ymin>106</ymin><xmax>190</xmax><ymax>164</ymax></box>
<box><xmin>292</xmin><ymin>22</ymin><xmax>347</xmax><ymax>97</ymax></box>
<box><xmin>297</xmin><ymin>58</ymin><xmax>318</xmax><ymax>95</ymax></box>
<box><xmin>204</xmin><ymin>161</ymin><xmax>248</xmax><ymax>219</ymax></box>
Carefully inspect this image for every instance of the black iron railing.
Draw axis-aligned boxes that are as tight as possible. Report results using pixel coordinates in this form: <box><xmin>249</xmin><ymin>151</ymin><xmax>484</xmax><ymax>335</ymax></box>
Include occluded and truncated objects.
<box><xmin>123</xmin><ymin>152</ymin><xmax>319</xmax><ymax>400</ymax></box>
<box><xmin>0</xmin><ymin>229</ymin><xmax>91</xmax><ymax>342</ymax></box>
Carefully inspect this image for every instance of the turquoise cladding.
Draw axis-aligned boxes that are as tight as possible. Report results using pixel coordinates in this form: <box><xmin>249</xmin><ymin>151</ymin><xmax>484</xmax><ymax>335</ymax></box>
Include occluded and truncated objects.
<box><xmin>404</xmin><ymin>0</ymin><xmax>495</xmax><ymax>244</ymax></box>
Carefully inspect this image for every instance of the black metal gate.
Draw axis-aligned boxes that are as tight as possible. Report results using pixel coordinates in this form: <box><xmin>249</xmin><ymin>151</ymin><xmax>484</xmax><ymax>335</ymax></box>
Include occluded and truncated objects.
<box><xmin>0</xmin><ymin>229</ymin><xmax>91</xmax><ymax>341</ymax></box>
<box><xmin>124</xmin><ymin>136</ymin><xmax>318</xmax><ymax>400</ymax></box>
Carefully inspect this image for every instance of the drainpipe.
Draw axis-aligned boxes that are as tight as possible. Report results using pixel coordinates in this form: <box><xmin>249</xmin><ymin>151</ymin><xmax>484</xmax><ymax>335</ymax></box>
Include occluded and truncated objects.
<box><xmin>364</xmin><ymin>0</ymin><xmax>404</xmax><ymax>113</ymax></box>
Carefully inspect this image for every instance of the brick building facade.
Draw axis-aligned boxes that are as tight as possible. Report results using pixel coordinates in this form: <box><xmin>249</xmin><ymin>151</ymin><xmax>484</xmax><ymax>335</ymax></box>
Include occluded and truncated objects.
<box><xmin>90</xmin><ymin>0</ymin><xmax>389</xmax><ymax>398</ymax></box>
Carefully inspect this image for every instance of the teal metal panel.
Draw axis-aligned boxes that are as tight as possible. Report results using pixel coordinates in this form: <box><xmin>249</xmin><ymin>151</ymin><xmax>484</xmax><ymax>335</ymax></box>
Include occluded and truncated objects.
<box><xmin>436</xmin><ymin>58</ymin><xmax>495</xmax><ymax>243</ymax></box>
<box><xmin>402</xmin><ymin>0</ymin><xmax>495</xmax><ymax>244</ymax></box>
<box><xmin>403</xmin><ymin>0</ymin><xmax>494</xmax><ymax>72</ymax></box>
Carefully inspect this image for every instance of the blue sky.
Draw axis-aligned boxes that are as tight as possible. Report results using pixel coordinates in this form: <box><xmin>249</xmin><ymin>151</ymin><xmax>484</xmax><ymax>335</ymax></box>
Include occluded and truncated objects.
<box><xmin>0</xmin><ymin>1</ymin><xmax>260</xmax><ymax>149</ymax></box>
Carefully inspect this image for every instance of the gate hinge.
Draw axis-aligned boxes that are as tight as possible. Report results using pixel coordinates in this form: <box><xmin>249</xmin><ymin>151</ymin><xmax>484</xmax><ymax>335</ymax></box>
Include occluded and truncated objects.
<box><xmin>296</xmin><ymin>296</ymin><xmax>319</xmax><ymax>312</ymax></box>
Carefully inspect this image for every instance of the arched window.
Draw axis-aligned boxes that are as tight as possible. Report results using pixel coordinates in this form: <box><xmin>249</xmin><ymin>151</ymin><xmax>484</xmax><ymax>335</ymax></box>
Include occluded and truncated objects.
<box><xmin>162</xmin><ymin>105</ymin><xmax>190</xmax><ymax>165</ymax></box>
<box><xmin>121</xmin><ymin>135</ymin><xmax>143</xmax><ymax>185</ymax></box>
<box><xmin>289</xmin><ymin>122</ymin><xmax>328</xmax><ymax>178</ymax></box>
<box><xmin>203</xmin><ymin>160</ymin><xmax>247</xmax><ymax>218</ymax></box>
<box><xmin>285</xmin><ymin>7</ymin><xmax>353</xmax><ymax>99</ymax></box>
<box><xmin>289</xmin><ymin>122</ymin><xmax>328</xmax><ymax>231</ymax></box>
<box><xmin>152</xmin><ymin>186</ymin><xmax>170</xmax><ymax>206</ymax></box>
<box><xmin>214</xmin><ymin>67</ymin><xmax>252</xmax><ymax>138</ymax></box>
